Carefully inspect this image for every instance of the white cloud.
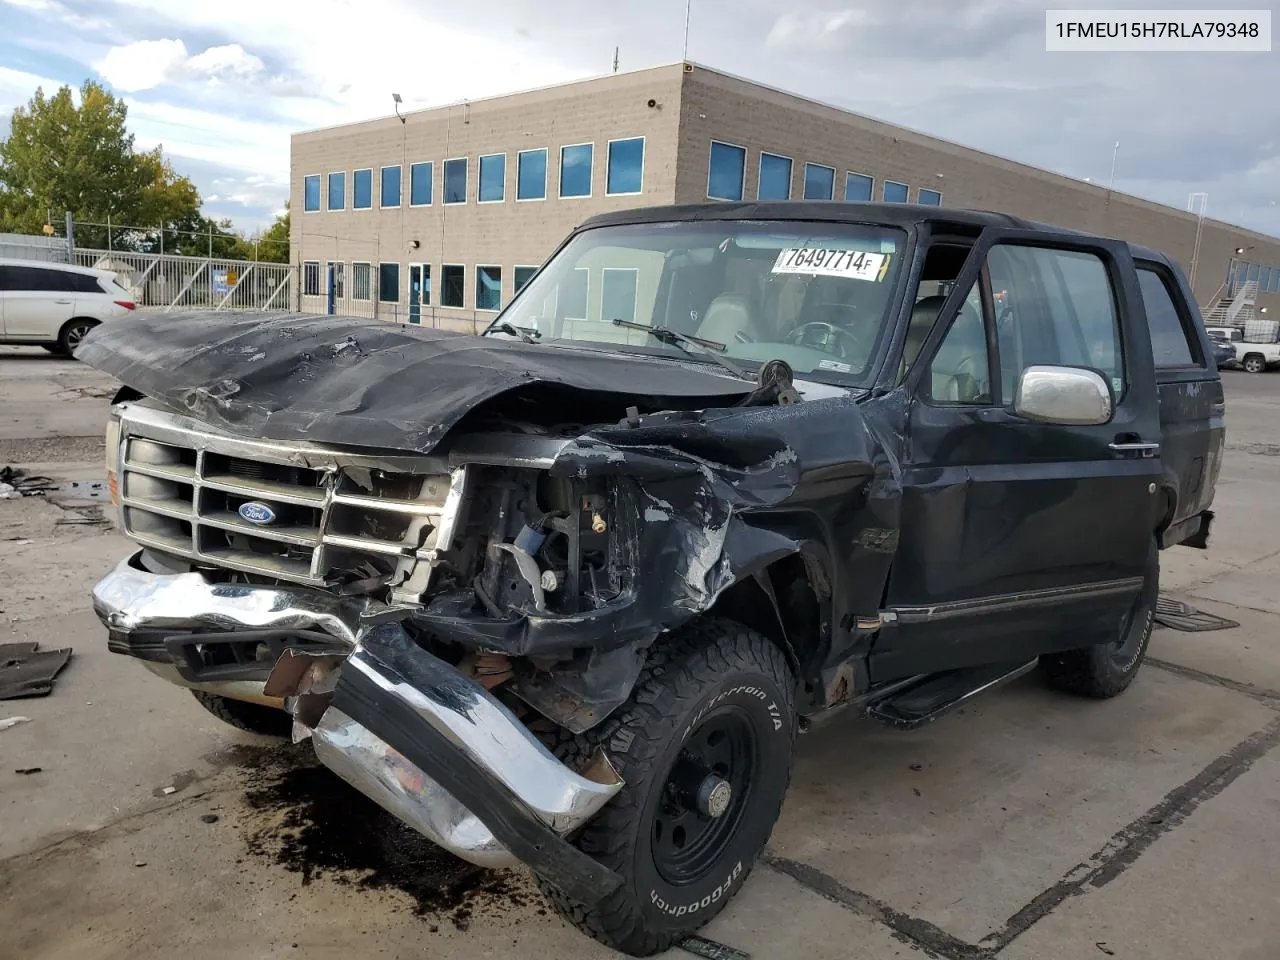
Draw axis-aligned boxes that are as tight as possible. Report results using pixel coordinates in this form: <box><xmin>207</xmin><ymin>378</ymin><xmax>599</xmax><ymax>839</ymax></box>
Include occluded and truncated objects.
<box><xmin>0</xmin><ymin>0</ymin><xmax>111</xmax><ymax>31</ymax></box>
<box><xmin>93</xmin><ymin>39</ymin><xmax>289</xmax><ymax>94</ymax></box>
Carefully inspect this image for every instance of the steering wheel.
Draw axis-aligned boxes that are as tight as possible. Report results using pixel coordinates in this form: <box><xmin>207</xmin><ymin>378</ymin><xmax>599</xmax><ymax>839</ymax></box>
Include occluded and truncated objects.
<box><xmin>785</xmin><ymin>321</ymin><xmax>861</xmax><ymax>360</ymax></box>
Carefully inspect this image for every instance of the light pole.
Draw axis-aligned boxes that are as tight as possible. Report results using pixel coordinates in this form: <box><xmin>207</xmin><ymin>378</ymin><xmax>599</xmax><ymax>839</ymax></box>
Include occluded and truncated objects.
<box><xmin>1187</xmin><ymin>192</ymin><xmax>1208</xmax><ymax>289</ymax></box>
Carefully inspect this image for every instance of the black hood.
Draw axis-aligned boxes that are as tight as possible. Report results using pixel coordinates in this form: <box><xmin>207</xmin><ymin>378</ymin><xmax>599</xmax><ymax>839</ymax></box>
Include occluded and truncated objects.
<box><xmin>76</xmin><ymin>311</ymin><xmax>756</xmax><ymax>453</ymax></box>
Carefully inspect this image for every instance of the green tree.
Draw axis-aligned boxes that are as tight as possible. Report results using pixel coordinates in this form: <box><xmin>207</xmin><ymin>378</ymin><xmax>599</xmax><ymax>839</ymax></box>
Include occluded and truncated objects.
<box><xmin>0</xmin><ymin>80</ymin><xmax>202</xmax><ymax>248</ymax></box>
<box><xmin>255</xmin><ymin>206</ymin><xmax>289</xmax><ymax>263</ymax></box>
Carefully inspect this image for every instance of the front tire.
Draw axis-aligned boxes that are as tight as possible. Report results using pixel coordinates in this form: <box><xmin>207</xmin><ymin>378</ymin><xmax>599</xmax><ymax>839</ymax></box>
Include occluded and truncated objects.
<box><xmin>190</xmin><ymin>691</ymin><xmax>292</xmax><ymax>737</ymax></box>
<box><xmin>1040</xmin><ymin>539</ymin><xmax>1157</xmax><ymax>698</ymax></box>
<box><xmin>1243</xmin><ymin>353</ymin><xmax>1266</xmax><ymax>374</ymax></box>
<box><xmin>539</xmin><ymin>619</ymin><xmax>796</xmax><ymax>956</ymax></box>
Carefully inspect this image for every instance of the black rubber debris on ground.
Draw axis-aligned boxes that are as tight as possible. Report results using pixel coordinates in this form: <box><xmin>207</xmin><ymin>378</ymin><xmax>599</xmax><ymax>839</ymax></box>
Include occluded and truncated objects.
<box><xmin>678</xmin><ymin>934</ymin><xmax>752</xmax><ymax>959</ymax></box>
<box><xmin>237</xmin><ymin>743</ymin><xmax>531</xmax><ymax>932</ymax></box>
<box><xmin>0</xmin><ymin>642</ymin><xmax>72</xmax><ymax>699</ymax></box>
<box><xmin>1153</xmin><ymin>596</ymin><xmax>1240</xmax><ymax>633</ymax></box>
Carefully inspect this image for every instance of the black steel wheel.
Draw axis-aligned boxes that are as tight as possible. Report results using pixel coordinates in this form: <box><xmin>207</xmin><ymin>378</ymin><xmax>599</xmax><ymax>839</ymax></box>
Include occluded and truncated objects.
<box><xmin>537</xmin><ymin>618</ymin><xmax>796</xmax><ymax>956</ymax></box>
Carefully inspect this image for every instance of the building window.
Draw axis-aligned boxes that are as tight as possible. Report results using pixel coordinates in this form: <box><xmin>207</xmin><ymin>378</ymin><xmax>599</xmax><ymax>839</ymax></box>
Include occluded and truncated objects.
<box><xmin>607</xmin><ymin>137</ymin><xmax>644</xmax><ymax>195</ymax></box>
<box><xmin>517</xmin><ymin>149</ymin><xmax>547</xmax><ymax>200</ymax></box>
<box><xmin>476</xmin><ymin>265</ymin><xmax>502</xmax><ymax>311</ymax></box>
<box><xmin>442</xmin><ymin>265</ymin><xmax>465</xmax><ymax>308</ymax></box>
<box><xmin>303</xmin><ymin>175</ymin><xmax>320</xmax><ymax>212</ymax></box>
<box><xmin>302</xmin><ymin>260</ymin><xmax>320</xmax><ymax>295</ymax></box>
<box><xmin>380</xmin><ymin>166</ymin><xmax>401</xmax><ymax>208</ymax></box>
<box><xmin>560</xmin><ymin>143</ymin><xmax>593</xmax><ymax>198</ymax></box>
<box><xmin>707</xmin><ymin>141</ymin><xmax>745</xmax><ymax>201</ymax></box>
<box><xmin>601</xmin><ymin>268</ymin><xmax>638</xmax><ymax>323</ymax></box>
<box><xmin>883</xmin><ymin>180</ymin><xmax>909</xmax><ymax>203</ymax></box>
<box><xmin>479</xmin><ymin>154</ymin><xmax>506</xmax><ymax>202</ymax></box>
<box><xmin>352</xmin><ymin>262</ymin><xmax>371</xmax><ymax>300</ymax></box>
<box><xmin>410</xmin><ymin>162</ymin><xmax>432</xmax><ymax>206</ymax></box>
<box><xmin>514</xmin><ymin>265</ymin><xmax>538</xmax><ymax>293</ymax></box>
<box><xmin>562</xmin><ymin>267</ymin><xmax>589</xmax><ymax>320</ymax></box>
<box><xmin>378</xmin><ymin>262</ymin><xmax>400</xmax><ymax>303</ymax></box>
<box><xmin>353</xmin><ymin>169</ymin><xmax>372</xmax><ymax>209</ymax></box>
<box><xmin>327</xmin><ymin>172</ymin><xmax>345</xmax><ymax>211</ymax></box>
<box><xmin>845</xmin><ymin>172</ymin><xmax>873</xmax><ymax>202</ymax></box>
<box><xmin>325</xmin><ymin>261</ymin><xmax>344</xmax><ymax>298</ymax></box>
<box><xmin>420</xmin><ymin>264</ymin><xmax>432</xmax><ymax>306</ymax></box>
<box><xmin>918</xmin><ymin>188</ymin><xmax>942</xmax><ymax>206</ymax></box>
<box><xmin>758</xmin><ymin>153</ymin><xmax>792</xmax><ymax>200</ymax></box>
<box><xmin>444</xmin><ymin>158</ymin><xmax>467</xmax><ymax>204</ymax></box>
<box><xmin>803</xmin><ymin>163</ymin><xmax>835</xmax><ymax>201</ymax></box>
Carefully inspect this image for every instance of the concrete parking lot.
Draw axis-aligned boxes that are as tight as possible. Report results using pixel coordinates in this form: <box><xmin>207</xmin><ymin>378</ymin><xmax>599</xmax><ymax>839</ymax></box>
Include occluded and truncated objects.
<box><xmin>2</xmin><ymin>344</ymin><xmax>1279</xmax><ymax>960</ymax></box>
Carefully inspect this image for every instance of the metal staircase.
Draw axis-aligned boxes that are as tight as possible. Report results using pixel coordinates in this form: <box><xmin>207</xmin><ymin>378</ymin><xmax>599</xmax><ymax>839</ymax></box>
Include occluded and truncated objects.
<box><xmin>1203</xmin><ymin>281</ymin><xmax>1259</xmax><ymax>328</ymax></box>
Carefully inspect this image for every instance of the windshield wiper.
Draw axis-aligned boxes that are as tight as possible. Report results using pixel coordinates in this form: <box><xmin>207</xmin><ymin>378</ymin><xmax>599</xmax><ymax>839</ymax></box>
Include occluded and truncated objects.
<box><xmin>485</xmin><ymin>322</ymin><xmax>542</xmax><ymax>344</ymax></box>
<box><xmin>609</xmin><ymin>318</ymin><xmax>749</xmax><ymax>380</ymax></box>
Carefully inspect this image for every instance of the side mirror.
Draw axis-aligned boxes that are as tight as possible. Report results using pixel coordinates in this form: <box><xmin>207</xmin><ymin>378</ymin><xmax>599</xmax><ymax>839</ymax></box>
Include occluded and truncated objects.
<box><xmin>1013</xmin><ymin>365</ymin><xmax>1112</xmax><ymax>425</ymax></box>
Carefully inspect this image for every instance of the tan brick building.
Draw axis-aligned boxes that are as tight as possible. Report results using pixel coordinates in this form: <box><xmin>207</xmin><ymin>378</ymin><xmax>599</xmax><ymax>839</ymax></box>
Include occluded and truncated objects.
<box><xmin>291</xmin><ymin>62</ymin><xmax>1280</xmax><ymax>332</ymax></box>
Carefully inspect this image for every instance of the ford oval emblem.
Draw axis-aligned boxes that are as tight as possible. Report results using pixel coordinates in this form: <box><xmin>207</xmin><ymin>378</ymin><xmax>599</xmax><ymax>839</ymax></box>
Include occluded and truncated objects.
<box><xmin>238</xmin><ymin>501</ymin><xmax>277</xmax><ymax>525</ymax></box>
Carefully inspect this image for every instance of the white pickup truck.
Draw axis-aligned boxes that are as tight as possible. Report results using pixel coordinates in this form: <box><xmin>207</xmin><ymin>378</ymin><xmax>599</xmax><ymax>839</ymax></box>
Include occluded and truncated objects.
<box><xmin>1206</xmin><ymin>325</ymin><xmax>1280</xmax><ymax>374</ymax></box>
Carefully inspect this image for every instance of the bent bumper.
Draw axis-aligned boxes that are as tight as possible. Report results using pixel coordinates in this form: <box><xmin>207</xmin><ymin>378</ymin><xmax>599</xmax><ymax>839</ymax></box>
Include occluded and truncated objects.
<box><xmin>92</xmin><ymin>552</ymin><xmax>625</xmax><ymax>903</ymax></box>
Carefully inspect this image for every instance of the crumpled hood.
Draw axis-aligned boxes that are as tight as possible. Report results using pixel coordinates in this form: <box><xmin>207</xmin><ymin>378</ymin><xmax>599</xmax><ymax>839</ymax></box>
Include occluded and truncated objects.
<box><xmin>76</xmin><ymin>311</ymin><xmax>756</xmax><ymax>453</ymax></box>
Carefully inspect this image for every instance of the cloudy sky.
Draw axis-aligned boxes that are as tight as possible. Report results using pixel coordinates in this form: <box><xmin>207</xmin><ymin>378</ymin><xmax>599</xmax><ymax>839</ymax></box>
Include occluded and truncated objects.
<box><xmin>0</xmin><ymin>0</ymin><xmax>1276</xmax><ymax>237</ymax></box>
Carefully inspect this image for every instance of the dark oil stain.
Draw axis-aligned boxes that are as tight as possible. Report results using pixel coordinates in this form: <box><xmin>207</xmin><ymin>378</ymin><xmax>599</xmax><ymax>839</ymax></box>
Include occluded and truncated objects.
<box><xmin>234</xmin><ymin>743</ymin><xmax>532</xmax><ymax>931</ymax></box>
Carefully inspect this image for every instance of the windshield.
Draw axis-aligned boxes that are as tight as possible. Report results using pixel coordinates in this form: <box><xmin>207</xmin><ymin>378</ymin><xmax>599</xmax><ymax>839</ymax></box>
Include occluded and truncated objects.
<box><xmin>489</xmin><ymin>219</ymin><xmax>909</xmax><ymax>385</ymax></box>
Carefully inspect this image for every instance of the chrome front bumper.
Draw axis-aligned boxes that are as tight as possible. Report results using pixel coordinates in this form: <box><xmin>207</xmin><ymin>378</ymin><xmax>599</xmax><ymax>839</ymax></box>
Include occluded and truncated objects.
<box><xmin>91</xmin><ymin>553</ymin><xmax>625</xmax><ymax>899</ymax></box>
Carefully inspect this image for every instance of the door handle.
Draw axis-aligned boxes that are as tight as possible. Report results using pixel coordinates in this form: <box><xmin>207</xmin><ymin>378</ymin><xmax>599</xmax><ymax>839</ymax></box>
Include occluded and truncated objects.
<box><xmin>54</xmin><ymin>299</ymin><xmax>72</xmax><ymax>304</ymax></box>
<box><xmin>1108</xmin><ymin>441</ymin><xmax>1160</xmax><ymax>458</ymax></box>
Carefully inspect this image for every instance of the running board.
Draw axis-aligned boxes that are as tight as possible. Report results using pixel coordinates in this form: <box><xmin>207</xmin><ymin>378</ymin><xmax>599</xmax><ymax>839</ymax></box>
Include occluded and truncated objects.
<box><xmin>866</xmin><ymin>660</ymin><xmax>1037</xmax><ymax>730</ymax></box>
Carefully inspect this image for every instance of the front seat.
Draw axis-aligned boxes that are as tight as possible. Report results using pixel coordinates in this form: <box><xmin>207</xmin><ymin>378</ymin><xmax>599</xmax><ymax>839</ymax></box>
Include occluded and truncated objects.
<box><xmin>900</xmin><ymin>294</ymin><xmax>948</xmax><ymax>380</ymax></box>
<box><xmin>696</xmin><ymin>293</ymin><xmax>758</xmax><ymax>346</ymax></box>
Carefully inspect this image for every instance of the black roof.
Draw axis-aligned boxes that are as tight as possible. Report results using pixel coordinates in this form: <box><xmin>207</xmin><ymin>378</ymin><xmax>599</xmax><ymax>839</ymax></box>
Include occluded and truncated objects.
<box><xmin>575</xmin><ymin>201</ymin><xmax>1177</xmax><ymax>268</ymax></box>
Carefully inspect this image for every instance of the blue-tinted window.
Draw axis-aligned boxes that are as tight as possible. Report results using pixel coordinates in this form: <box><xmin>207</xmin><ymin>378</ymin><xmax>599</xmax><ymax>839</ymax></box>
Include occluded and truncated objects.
<box><xmin>602</xmin><ymin>268</ymin><xmax>638</xmax><ymax>322</ymax></box>
<box><xmin>758</xmin><ymin>153</ymin><xmax>792</xmax><ymax>200</ymax></box>
<box><xmin>845</xmin><ymin>173</ymin><xmax>873</xmax><ymax>202</ymax></box>
<box><xmin>327</xmin><ymin>172</ymin><xmax>345</xmax><ymax>210</ymax></box>
<box><xmin>514</xmin><ymin>265</ymin><xmax>538</xmax><ymax>292</ymax></box>
<box><xmin>803</xmin><ymin>163</ymin><xmax>835</xmax><ymax>200</ymax></box>
<box><xmin>380</xmin><ymin>166</ymin><xmax>401</xmax><ymax>207</ymax></box>
<box><xmin>410</xmin><ymin>162</ymin><xmax>432</xmax><ymax>206</ymax></box>
<box><xmin>1234</xmin><ymin>262</ymin><xmax>1249</xmax><ymax>286</ymax></box>
<box><xmin>479</xmin><ymin>154</ymin><xmax>506</xmax><ymax>202</ymax></box>
<box><xmin>1258</xmin><ymin>267</ymin><xmax>1271</xmax><ymax>292</ymax></box>
<box><xmin>707</xmin><ymin>142</ymin><xmax>745</xmax><ymax>201</ymax></box>
<box><xmin>378</xmin><ymin>262</ymin><xmax>399</xmax><ymax>302</ymax></box>
<box><xmin>476</xmin><ymin>266</ymin><xmax>502</xmax><ymax>311</ymax></box>
<box><xmin>303</xmin><ymin>175</ymin><xmax>320</xmax><ymax>212</ymax></box>
<box><xmin>444</xmin><ymin>158</ymin><xmax>467</xmax><ymax>204</ymax></box>
<box><xmin>918</xmin><ymin>188</ymin><xmax>942</xmax><ymax>206</ymax></box>
<box><xmin>517</xmin><ymin>149</ymin><xmax>547</xmax><ymax>200</ymax></box>
<box><xmin>883</xmin><ymin>180</ymin><xmax>908</xmax><ymax>203</ymax></box>
<box><xmin>353</xmin><ymin>169</ymin><xmax>372</xmax><ymax>208</ymax></box>
<box><xmin>607</xmin><ymin>137</ymin><xmax>644</xmax><ymax>195</ymax></box>
<box><xmin>560</xmin><ymin>144</ymin><xmax>593</xmax><ymax>198</ymax></box>
<box><xmin>1247</xmin><ymin>263</ymin><xmax>1261</xmax><ymax>283</ymax></box>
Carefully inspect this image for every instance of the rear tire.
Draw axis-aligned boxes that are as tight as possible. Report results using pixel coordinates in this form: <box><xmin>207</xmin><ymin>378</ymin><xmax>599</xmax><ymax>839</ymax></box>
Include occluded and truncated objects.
<box><xmin>1040</xmin><ymin>540</ymin><xmax>1157</xmax><ymax>699</ymax></box>
<box><xmin>1243</xmin><ymin>353</ymin><xmax>1266</xmax><ymax>374</ymax></box>
<box><xmin>538</xmin><ymin>618</ymin><xmax>797</xmax><ymax>956</ymax></box>
<box><xmin>58</xmin><ymin>318</ymin><xmax>98</xmax><ymax>357</ymax></box>
<box><xmin>191</xmin><ymin>691</ymin><xmax>292</xmax><ymax>737</ymax></box>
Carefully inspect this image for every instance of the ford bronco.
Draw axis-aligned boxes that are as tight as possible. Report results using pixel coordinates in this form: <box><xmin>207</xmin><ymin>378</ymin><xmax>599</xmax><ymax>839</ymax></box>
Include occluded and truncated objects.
<box><xmin>81</xmin><ymin>202</ymin><xmax>1223</xmax><ymax>955</ymax></box>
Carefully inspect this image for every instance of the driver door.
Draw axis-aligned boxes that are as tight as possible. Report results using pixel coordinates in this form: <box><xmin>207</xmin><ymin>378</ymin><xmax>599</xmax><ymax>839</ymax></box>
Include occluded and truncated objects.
<box><xmin>870</xmin><ymin>231</ymin><xmax>1163</xmax><ymax>682</ymax></box>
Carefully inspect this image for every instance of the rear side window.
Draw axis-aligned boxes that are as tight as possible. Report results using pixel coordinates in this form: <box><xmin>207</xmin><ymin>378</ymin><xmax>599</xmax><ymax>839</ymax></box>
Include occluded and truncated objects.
<box><xmin>1137</xmin><ymin>267</ymin><xmax>1200</xmax><ymax>368</ymax></box>
<box><xmin>0</xmin><ymin>265</ymin><xmax>102</xmax><ymax>293</ymax></box>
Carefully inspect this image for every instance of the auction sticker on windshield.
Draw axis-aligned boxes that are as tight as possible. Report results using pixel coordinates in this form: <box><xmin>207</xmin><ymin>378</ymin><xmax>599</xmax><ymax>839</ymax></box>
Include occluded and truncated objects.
<box><xmin>773</xmin><ymin>248</ymin><xmax>889</xmax><ymax>281</ymax></box>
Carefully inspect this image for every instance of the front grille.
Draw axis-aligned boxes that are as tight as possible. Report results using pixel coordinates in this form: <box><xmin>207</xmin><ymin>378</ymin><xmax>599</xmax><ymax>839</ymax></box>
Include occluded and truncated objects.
<box><xmin>116</xmin><ymin>404</ymin><xmax>465</xmax><ymax>589</ymax></box>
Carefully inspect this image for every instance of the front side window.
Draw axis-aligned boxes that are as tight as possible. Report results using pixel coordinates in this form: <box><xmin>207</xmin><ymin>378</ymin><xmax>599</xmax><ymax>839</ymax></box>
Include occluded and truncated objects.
<box><xmin>607</xmin><ymin>137</ymin><xmax>644</xmax><ymax>195</ymax></box>
<box><xmin>353</xmin><ymin>169</ymin><xmax>373</xmax><ymax>209</ymax></box>
<box><xmin>707</xmin><ymin>141</ymin><xmax>745</xmax><ymax>201</ymax></box>
<box><xmin>380</xmin><ymin>166</ymin><xmax>401</xmax><ymax>208</ymax></box>
<box><xmin>758</xmin><ymin>153</ymin><xmax>792</xmax><ymax>201</ymax></box>
<box><xmin>411</xmin><ymin>162</ymin><xmax>433</xmax><ymax>206</ymax></box>
<box><xmin>327</xmin><ymin>172</ymin><xmax>345</xmax><ymax>211</ymax></box>
<box><xmin>927</xmin><ymin>280</ymin><xmax>992</xmax><ymax>403</ymax></box>
<box><xmin>918</xmin><ymin>188</ymin><xmax>942</xmax><ymax>206</ymax></box>
<box><xmin>303</xmin><ymin>261</ymin><xmax>320</xmax><ymax>296</ymax></box>
<box><xmin>883</xmin><ymin>180</ymin><xmax>908</xmax><ymax>203</ymax></box>
<box><xmin>479</xmin><ymin>154</ymin><xmax>506</xmax><ymax>202</ymax></box>
<box><xmin>560</xmin><ymin>144</ymin><xmax>593</xmax><ymax>198</ymax></box>
<box><xmin>476</xmin><ymin>265</ymin><xmax>502</xmax><ymax>310</ymax></box>
<box><xmin>378</xmin><ymin>262</ymin><xmax>400</xmax><ymax>303</ymax></box>
<box><xmin>352</xmin><ymin>262</ymin><xmax>371</xmax><ymax>300</ymax></box>
<box><xmin>845</xmin><ymin>173</ymin><xmax>873</xmax><ymax>202</ymax></box>
<box><xmin>1138</xmin><ymin>267</ymin><xmax>1199</xmax><ymax>367</ymax></box>
<box><xmin>444</xmin><ymin>158</ymin><xmax>467</xmax><ymax>204</ymax></box>
<box><xmin>987</xmin><ymin>245</ymin><xmax>1123</xmax><ymax>403</ymax></box>
<box><xmin>803</xmin><ymin>163</ymin><xmax>835</xmax><ymax>201</ymax></box>
<box><xmin>303</xmin><ymin>175</ymin><xmax>320</xmax><ymax>212</ymax></box>
<box><xmin>493</xmin><ymin>219</ymin><xmax>907</xmax><ymax>384</ymax></box>
<box><xmin>442</xmin><ymin>265</ymin><xmax>465</xmax><ymax>308</ymax></box>
<box><xmin>518</xmin><ymin>149</ymin><xmax>547</xmax><ymax>200</ymax></box>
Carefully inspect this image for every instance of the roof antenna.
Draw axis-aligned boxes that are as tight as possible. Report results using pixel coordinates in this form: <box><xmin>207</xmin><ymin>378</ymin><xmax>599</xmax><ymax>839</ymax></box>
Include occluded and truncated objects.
<box><xmin>613</xmin><ymin>46</ymin><xmax>619</xmax><ymax>73</ymax></box>
<box><xmin>682</xmin><ymin>0</ymin><xmax>692</xmax><ymax>60</ymax></box>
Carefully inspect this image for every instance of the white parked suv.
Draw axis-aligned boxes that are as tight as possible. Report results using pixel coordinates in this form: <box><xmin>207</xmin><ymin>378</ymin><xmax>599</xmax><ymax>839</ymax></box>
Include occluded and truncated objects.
<box><xmin>0</xmin><ymin>259</ymin><xmax>137</xmax><ymax>355</ymax></box>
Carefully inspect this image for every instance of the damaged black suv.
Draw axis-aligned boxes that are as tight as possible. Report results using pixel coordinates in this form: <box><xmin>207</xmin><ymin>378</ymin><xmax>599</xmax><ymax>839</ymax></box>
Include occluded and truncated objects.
<box><xmin>82</xmin><ymin>202</ymin><xmax>1223</xmax><ymax>956</ymax></box>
